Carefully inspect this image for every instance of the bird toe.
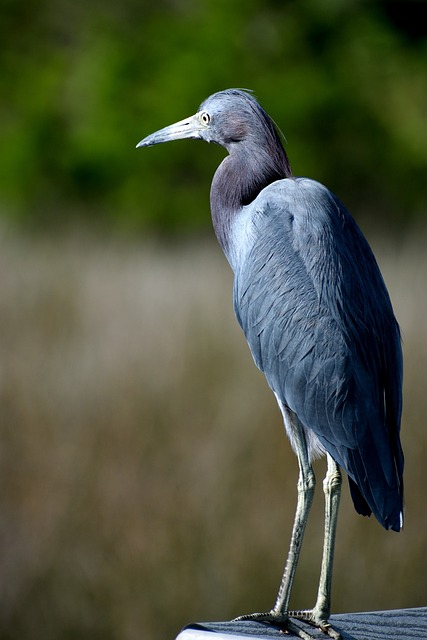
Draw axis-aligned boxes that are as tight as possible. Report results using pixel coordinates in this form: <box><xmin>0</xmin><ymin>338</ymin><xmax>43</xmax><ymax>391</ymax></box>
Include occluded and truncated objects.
<box><xmin>288</xmin><ymin>609</ymin><xmax>342</xmax><ymax>639</ymax></box>
<box><xmin>233</xmin><ymin>610</ymin><xmax>336</xmax><ymax>640</ymax></box>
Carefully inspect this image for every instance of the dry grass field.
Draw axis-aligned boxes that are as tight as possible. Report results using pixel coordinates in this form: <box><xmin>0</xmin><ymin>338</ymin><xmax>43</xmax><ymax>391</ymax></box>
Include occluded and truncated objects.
<box><xmin>0</xmin><ymin>226</ymin><xmax>425</xmax><ymax>640</ymax></box>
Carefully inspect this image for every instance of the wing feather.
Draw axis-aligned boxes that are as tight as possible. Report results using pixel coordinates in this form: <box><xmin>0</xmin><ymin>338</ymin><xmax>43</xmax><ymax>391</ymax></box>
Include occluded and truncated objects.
<box><xmin>232</xmin><ymin>177</ymin><xmax>403</xmax><ymax>530</ymax></box>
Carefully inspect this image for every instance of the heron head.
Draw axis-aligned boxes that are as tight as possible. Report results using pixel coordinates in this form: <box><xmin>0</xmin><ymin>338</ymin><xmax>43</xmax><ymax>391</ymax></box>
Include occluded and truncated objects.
<box><xmin>136</xmin><ymin>89</ymin><xmax>281</xmax><ymax>152</ymax></box>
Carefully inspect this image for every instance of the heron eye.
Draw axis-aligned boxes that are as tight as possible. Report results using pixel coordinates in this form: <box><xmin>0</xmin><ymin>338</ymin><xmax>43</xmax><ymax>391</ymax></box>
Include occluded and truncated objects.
<box><xmin>200</xmin><ymin>111</ymin><xmax>210</xmax><ymax>125</ymax></box>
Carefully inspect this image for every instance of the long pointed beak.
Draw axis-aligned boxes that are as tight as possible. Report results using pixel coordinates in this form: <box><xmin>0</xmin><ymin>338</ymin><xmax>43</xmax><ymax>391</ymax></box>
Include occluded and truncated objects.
<box><xmin>136</xmin><ymin>113</ymin><xmax>203</xmax><ymax>148</ymax></box>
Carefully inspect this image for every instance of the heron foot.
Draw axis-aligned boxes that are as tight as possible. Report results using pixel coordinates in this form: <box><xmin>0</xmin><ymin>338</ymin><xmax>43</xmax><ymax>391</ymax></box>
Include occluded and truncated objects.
<box><xmin>233</xmin><ymin>610</ymin><xmax>337</xmax><ymax>640</ymax></box>
<box><xmin>287</xmin><ymin>609</ymin><xmax>342</xmax><ymax>640</ymax></box>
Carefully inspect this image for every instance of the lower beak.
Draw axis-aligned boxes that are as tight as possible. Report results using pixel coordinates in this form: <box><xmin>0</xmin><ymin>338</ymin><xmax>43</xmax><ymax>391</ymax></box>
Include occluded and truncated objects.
<box><xmin>136</xmin><ymin>113</ymin><xmax>202</xmax><ymax>148</ymax></box>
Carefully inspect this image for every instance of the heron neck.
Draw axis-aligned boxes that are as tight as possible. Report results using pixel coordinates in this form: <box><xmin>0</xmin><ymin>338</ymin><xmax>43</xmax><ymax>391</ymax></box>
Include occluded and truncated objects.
<box><xmin>210</xmin><ymin>145</ymin><xmax>291</xmax><ymax>255</ymax></box>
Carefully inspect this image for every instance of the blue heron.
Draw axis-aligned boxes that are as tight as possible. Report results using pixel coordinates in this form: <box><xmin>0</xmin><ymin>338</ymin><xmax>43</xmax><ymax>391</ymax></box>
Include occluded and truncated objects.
<box><xmin>137</xmin><ymin>89</ymin><xmax>404</xmax><ymax>640</ymax></box>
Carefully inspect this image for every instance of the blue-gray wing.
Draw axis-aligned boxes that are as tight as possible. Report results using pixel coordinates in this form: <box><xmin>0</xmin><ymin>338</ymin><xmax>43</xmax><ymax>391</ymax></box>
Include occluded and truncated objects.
<box><xmin>232</xmin><ymin>178</ymin><xmax>403</xmax><ymax>531</ymax></box>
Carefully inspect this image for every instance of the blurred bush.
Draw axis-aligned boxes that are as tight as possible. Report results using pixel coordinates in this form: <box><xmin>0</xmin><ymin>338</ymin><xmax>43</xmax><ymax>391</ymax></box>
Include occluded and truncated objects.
<box><xmin>1</xmin><ymin>0</ymin><xmax>426</xmax><ymax>232</ymax></box>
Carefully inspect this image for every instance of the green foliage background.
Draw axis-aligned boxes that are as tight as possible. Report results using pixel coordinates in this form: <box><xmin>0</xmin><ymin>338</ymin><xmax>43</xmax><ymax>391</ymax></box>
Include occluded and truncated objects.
<box><xmin>1</xmin><ymin>0</ymin><xmax>426</xmax><ymax>233</ymax></box>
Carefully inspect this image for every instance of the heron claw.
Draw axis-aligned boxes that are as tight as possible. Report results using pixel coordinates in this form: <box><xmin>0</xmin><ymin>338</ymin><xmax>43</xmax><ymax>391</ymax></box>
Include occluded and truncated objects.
<box><xmin>233</xmin><ymin>611</ymin><xmax>306</xmax><ymax>639</ymax></box>
<box><xmin>288</xmin><ymin>609</ymin><xmax>342</xmax><ymax>640</ymax></box>
<box><xmin>234</xmin><ymin>611</ymin><xmax>287</xmax><ymax>625</ymax></box>
<box><xmin>233</xmin><ymin>610</ymin><xmax>341</xmax><ymax>640</ymax></box>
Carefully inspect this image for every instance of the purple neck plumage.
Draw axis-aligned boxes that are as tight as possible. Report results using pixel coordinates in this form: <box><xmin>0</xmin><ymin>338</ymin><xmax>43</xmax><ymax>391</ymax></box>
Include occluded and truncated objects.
<box><xmin>210</xmin><ymin>139</ymin><xmax>292</xmax><ymax>253</ymax></box>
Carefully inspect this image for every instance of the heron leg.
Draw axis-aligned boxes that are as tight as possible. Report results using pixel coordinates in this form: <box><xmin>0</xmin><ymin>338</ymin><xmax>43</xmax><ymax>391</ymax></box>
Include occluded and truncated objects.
<box><xmin>289</xmin><ymin>453</ymin><xmax>342</xmax><ymax>639</ymax></box>
<box><xmin>234</xmin><ymin>410</ymin><xmax>316</xmax><ymax>639</ymax></box>
<box><xmin>271</xmin><ymin>419</ymin><xmax>316</xmax><ymax>618</ymax></box>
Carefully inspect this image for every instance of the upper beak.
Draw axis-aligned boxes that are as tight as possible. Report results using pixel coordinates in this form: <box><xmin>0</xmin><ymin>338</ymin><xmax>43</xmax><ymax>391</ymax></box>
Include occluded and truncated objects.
<box><xmin>136</xmin><ymin>113</ymin><xmax>203</xmax><ymax>148</ymax></box>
